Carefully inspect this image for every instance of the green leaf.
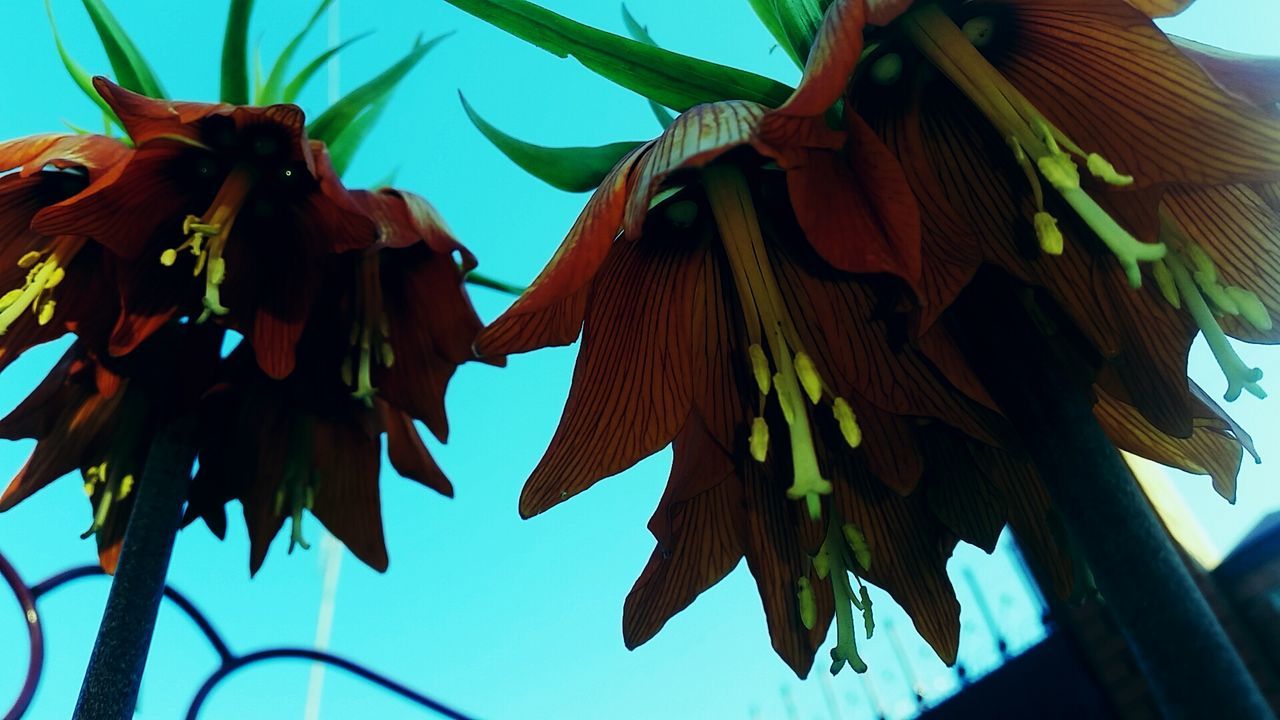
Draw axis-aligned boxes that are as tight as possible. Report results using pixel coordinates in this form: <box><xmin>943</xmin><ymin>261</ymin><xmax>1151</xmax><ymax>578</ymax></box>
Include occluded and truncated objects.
<box><xmin>307</xmin><ymin>33</ymin><xmax>448</xmax><ymax>145</ymax></box>
<box><xmin>260</xmin><ymin>0</ymin><xmax>336</xmax><ymax>104</ymax></box>
<box><xmin>460</xmin><ymin>94</ymin><xmax>641</xmax><ymax>193</ymax></box>
<box><xmin>773</xmin><ymin>0</ymin><xmax>826</xmax><ymax>67</ymax></box>
<box><xmin>442</xmin><ymin>0</ymin><xmax>793</xmax><ymax>111</ymax></box>
<box><xmin>79</xmin><ymin>0</ymin><xmax>166</xmax><ymax>97</ymax></box>
<box><xmin>281</xmin><ymin>31</ymin><xmax>374</xmax><ymax>104</ymax></box>
<box><xmin>45</xmin><ymin>0</ymin><xmax>122</xmax><ymax>130</ymax></box>
<box><xmin>747</xmin><ymin>0</ymin><xmax>799</xmax><ymax>65</ymax></box>
<box><xmin>221</xmin><ymin>0</ymin><xmax>255</xmax><ymax>104</ymax></box>
<box><xmin>328</xmin><ymin>98</ymin><xmax>390</xmax><ymax>178</ymax></box>
<box><xmin>620</xmin><ymin>5</ymin><xmax>675</xmax><ymax>128</ymax></box>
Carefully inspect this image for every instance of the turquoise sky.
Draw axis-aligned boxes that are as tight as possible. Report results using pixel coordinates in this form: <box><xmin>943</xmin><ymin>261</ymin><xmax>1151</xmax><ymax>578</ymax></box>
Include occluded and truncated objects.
<box><xmin>0</xmin><ymin>1</ymin><xmax>1277</xmax><ymax>719</ymax></box>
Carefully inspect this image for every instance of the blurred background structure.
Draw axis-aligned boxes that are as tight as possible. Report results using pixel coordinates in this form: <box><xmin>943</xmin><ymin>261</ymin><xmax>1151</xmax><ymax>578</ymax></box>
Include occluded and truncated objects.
<box><xmin>1</xmin><ymin>1</ymin><xmax>1279</xmax><ymax>718</ymax></box>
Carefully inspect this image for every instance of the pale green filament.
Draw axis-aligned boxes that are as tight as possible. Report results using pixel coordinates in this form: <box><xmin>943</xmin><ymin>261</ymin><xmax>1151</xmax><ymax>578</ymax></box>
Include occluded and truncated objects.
<box><xmin>824</xmin><ymin>520</ymin><xmax>874</xmax><ymax>675</ymax></box>
<box><xmin>902</xmin><ymin>6</ymin><xmax>1166</xmax><ymax>286</ymax></box>
<box><xmin>1167</xmin><ymin>253</ymin><xmax>1265</xmax><ymax>401</ymax></box>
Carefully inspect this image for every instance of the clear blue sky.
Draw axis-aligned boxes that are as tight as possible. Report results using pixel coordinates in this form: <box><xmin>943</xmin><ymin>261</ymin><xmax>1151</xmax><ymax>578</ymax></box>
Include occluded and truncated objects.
<box><xmin>0</xmin><ymin>1</ymin><xmax>1277</xmax><ymax>719</ymax></box>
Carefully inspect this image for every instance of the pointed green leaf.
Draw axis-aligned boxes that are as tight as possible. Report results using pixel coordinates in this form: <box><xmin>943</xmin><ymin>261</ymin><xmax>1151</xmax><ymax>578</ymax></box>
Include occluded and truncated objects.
<box><xmin>328</xmin><ymin>98</ymin><xmax>390</xmax><ymax>178</ymax></box>
<box><xmin>773</xmin><ymin>0</ymin><xmax>826</xmax><ymax>68</ymax></box>
<box><xmin>307</xmin><ymin>33</ymin><xmax>448</xmax><ymax>145</ymax></box>
<box><xmin>221</xmin><ymin>0</ymin><xmax>255</xmax><ymax>104</ymax></box>
<box><xmin>443</xmin><ymin>0</ymin><xmax>793</xmax><ymax>111</ymax></box>
<box><xmin>620</xmin><ymin>5</ymin><xmax>675</xmax><ymax>128</ymax></box>
<box><xmin>45</xmin><ymin>0</ymin><xmax>122</xmax><ymax>130</ymax></box>
<box><xmin>747</xmin><ymin>0</ymin><xmax>800</xmax><ymax>65</ymax></box>
<box><xmin>281</xmin><ymin>31</ymin><xmax>374</xmax><ymax>104</ymax></box>
<box><xmin>252</xmin><ymin>40</ymin><xmax>265</xmax><ymax>101</ymax></box>
<box><xmin>260</xmin><ymin>0</ymin><xmax>336</xmax><ymax>104</ymax></box>
<box><xmin>79</xmin><ymin>0</ymin><xmax>166</xmax><ymax>97</ymax></box>
<box><xmin>620</xmin><ymin>4</ymin><xmax>657</xmax><ymax>46</ymax></box>
<box><xmin>460</xmin><ymin>94</ymin><xmax>641</xmax><ymax>193</ymax></box>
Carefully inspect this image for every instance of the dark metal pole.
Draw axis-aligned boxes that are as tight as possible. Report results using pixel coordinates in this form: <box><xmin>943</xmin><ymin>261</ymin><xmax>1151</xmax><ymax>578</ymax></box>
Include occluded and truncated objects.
<box><xmin>73</xmin><ymin>418</ymin><xmax>197</xmax><ymax>720</ymax></box>
<box><xmin>952</xmin><ymin>277</ymin><xmax>1273</xmax><ymax>720</ymax></box>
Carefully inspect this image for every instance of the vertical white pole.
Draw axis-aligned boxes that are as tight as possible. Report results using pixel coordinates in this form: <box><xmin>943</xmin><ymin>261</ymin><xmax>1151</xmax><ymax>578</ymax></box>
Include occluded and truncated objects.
<box><xmin>303</xmin><ymin>4</ymin><xmax>346</xmax><ymax>719</ymax></box>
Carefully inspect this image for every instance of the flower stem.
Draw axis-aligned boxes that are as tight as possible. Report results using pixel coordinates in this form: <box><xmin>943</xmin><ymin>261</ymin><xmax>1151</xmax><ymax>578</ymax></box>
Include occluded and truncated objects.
<box><xmin>950</xmin><ymin>276</ymin><xmax>1273</xmax><ymax>720</ymax></box>
<box><xmin>73</xmin><ymin>417</ymin><xmax>197</xmax><ymax>720</ymax></box>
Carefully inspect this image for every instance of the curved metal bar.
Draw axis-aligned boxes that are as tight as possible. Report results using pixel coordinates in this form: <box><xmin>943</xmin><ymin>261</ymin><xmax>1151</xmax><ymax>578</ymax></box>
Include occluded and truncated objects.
<box><xmin>29</xmin><ymin>565</ymin><xmax>232</xmax><ymax>661</ymax></box>
<box><xmin>8</xmin><ymin>557</ymin><xmax>472</xmax><ymax>720</ymax></box>
<box><xmin>185</xmin><ymin>648</ymin><xmax>477</xmax><ymax>720</ymax></box>
<box><xmin>1</xmin><ymin>553</ymin><xmax>42</xmax><ymax>720</ymax></box>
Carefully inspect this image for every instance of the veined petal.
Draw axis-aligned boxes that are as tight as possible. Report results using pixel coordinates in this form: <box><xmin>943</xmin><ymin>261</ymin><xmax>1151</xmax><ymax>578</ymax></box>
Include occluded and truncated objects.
<box><xmin>382</xmin><ymin>403</ymin><xmax>453</xmax><ymax>497</ymax></box>
<box><xmin>0</xmin><ymin>133</ymin><xmax>129</xmax><ymax>177</ymax></box>
<box><xmin>998</xmin><ymin>0</ymin><xmax>1280</xmax><ymax>186</ymax></box>
<box><xmin>822</xmin><ymin>430</ymin><xmax>961</xmax><ymax>664</ymax></box>
<box><xmin>1172</xmin><ymin>38</ymin><xmax>1280</xmax><ymax>107</ymax></box>
<box><xmin>783</xmin><ymin>112</ymin><xmax>922</xmax><ymax>283</ymax></box>
<box><xmin>1163</xmin><ymin>184</ymin><xmax>1280</xmax><ymax>343</ymax></box>
<box><xmin>966</xmin><ymin>441</ymin><xmax>1075</xmax><ymax>599</ymax></box>
<box><xmin>769</xmin><ymin>0</ymin><xmax>866</xmax><ymax>118</ymax></box>
<box><xmin>766</xmin><ymin>231</ymin><xmax>1001</xmax><ymax>445</ymax></box>
<box><xmin>380</xmin><ymin>243</ymin><xmax>484</xmax><ymax>439</ymax></box>
<box><xmin>920</xmin><ymin>427</ymin><xmax>1005</xmax><ymax>553</ymax></box>
<box><xmin>310</xmin><ymin>415</ymin><xmax>388</xmax><ymax>572</ymax></box>
<box><xmin>624</xmin><ymin>102</ymin><xmax>767</xmax><ymax>239</ymax></box>
<box><xmin>94</xmin><ymin>77</ymin><xmax>313</xmax><ymax>171</ymax></box>
<box><xmin>33</xmin><ymin>141</ymin><xmax>187</xmax><ymax>259</ymax></box>
<box><xmin>624</xmin><ymin>469</ymin><xmax>743</xmax><ymax>649</ymax></box>
<box><xmin>518</xmin><ymin>237</ymin><xmax>703</xmax><ymax>518</ymax></box>
<box><xmin>476</xmin><ymin>144</ymin><xmax>647</xmax><ymax>357</ymax></box>
<box><xmin>1125</xmin><ymin>0</ymin><xmax>1195</xmax><ymax>18</ymax></box>
<box><xmin>740</xmin><ymin>455</ymin><xmax>834</xmax><ymax>677</ymax></box>
<box><xmin>1095</xmin><ymin>388</ymin><xmax>1244</xmax><ymax>502</ymax></box>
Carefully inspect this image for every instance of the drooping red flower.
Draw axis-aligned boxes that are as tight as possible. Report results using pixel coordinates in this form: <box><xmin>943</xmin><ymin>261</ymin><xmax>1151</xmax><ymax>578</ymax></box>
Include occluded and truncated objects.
<box><xmin>31</xmin><ymin>78</ymin><xmax>379</xmax><ymax>378</ymax></box>
<box><xmin>472</xmin><ymin>7</ymin><xmax>1259</xmax><ymax>674</ymax></box>
<box><xmin>772</xmin><ymin>0</ymin><xmax>1280</xmax><ymax>443</ymax></box>
<box><xmin>0</xmin><ymin>324</ymin><xmax>222</xmax><ymax>571</ymax></box>
<box><xmin>476</xmin><ymin>100</ymin><xmax>1061</xmax><ymax>674</ymax></box>
<box><xmin>186</xmin><ymin>186</ymin><xmax>496</xmax><ymax>574</ymax></box>
<box><xmin>0</xmin><ymin>133</ymin><xmax>129</xmax><ymax>369</ymax></box>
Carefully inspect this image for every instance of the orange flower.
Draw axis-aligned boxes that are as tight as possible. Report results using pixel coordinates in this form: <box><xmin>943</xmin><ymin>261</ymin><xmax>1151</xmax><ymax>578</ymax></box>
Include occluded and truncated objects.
<box><xmin>770</xmin><ymin>0</ymin><xmax>1280</xmax><ymax>438</ymax></box>
<box><xmin>0</xmin><ymin>133</ymin><xmax>129</xmax><ymax>370</ymax></box>
<box><xmin>0</xmin><ymin>325</ymin><xmax>222</xmax><ymax>571</ymax></box>
<box><xmin>185</xmin><ymin>187</ymin><xmax>494</xmax><ymax>574</ymax></box>
<box><xmin>31</xmin><ymin>78</ymin><xmax>378</xmax><ymax>378</ymax></box>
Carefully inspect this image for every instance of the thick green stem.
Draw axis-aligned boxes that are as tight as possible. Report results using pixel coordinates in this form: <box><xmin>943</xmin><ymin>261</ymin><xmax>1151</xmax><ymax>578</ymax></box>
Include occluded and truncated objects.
<box><xmin>952</xmin><ymin>276</ymin><xmax>1274</xmax><ymax>720</ymax></box>
<box><xmin>73</xmin><ymin>418</ymin><xmax>197</xmax><ymax>720</ymax></box>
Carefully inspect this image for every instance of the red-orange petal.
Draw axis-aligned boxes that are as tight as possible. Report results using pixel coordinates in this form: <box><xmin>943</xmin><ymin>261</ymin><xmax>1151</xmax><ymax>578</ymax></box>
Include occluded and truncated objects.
<box><xmin>475</xmin><ymin>144</ymin><xmax>648</xmax><ymax>357</ymax></box>
<box><xmin>518</xmin><ymin>238</ymin><xmax>704</xmax><ymax>518</ymax></box>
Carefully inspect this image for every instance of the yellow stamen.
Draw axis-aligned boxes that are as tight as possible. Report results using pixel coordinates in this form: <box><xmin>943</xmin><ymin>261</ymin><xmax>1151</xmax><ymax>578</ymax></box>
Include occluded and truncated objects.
<box><xmin>1086</xmin><ymin>153</ymin><xmax>1134</xmax><ymax>186</ymax></box>
<box><xmin>749</xmin><ymin>343</ymin><xmax>772</xmax><ymax>395</ymax></box>
<box><xmin>0</xmin><ymin>237</ymin><xmax>84</xmax><ymax>335</ymax></box>
<box><xmin>794</xmin><ymin>352</ymin><xmax>822</xmax><ymax>404</ymax></box>
<box><xmin>1034</xmin><ymin>212</ymin><xmax>1064</xmax><ymax>256</ymax></box>
<box><xmin>901</xmin><ymin>5</ymin><xmax>1165</xmax><ymax>288</ymax></box>
<box><xmin>703</xmin><ymin>164</ymin><xmax>838</xmax><ymax>521</ymax></box>
<box><xmin>832</xmin><ymin>398</ymin><xmax>862</xmax><ymax>449</ymax></box>
<box><xmin>749</xmin><ymin>417</ymin><xmax>769</xmax><ymax>462</ymax></box>
<box><xmin>162</xmin><ymin>165</ymin><xmax>255</xmax><ymax>322</ymax></box>
<box><xmin>345</xmin><ymin>250</ymin><xmax>394</xmax><ymax>403</ymax></box>
<box><xmin>1152</xmin><ymin>260</ymin><xmax>1180</xmax><ymax>309</ymax></box>
<box><xmin>1225</xmin><ymin>287</ymin><xmax>1272</xmax><ymax>332</ymax></box>
<box><xmin>796</xmin><ymin>577</ymin><xmax>817</xmax><ymax>630</ymax></box>
<box><xmin>843</xmin><ymin>523</ymin><xmax>872</xmax><ymax>570</ymax></box>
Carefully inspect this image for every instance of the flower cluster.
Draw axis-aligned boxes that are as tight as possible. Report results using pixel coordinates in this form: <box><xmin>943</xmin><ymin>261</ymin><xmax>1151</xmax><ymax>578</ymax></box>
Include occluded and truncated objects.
<box><xmin>0</xmin><ymin>78</ymin><xmax>493</xmax><ymax>573</ymax></box>
<box><xmin>463</xmin><ymin>0</ymin><xmax>1278</xmax><ymax>676</ymax></box>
